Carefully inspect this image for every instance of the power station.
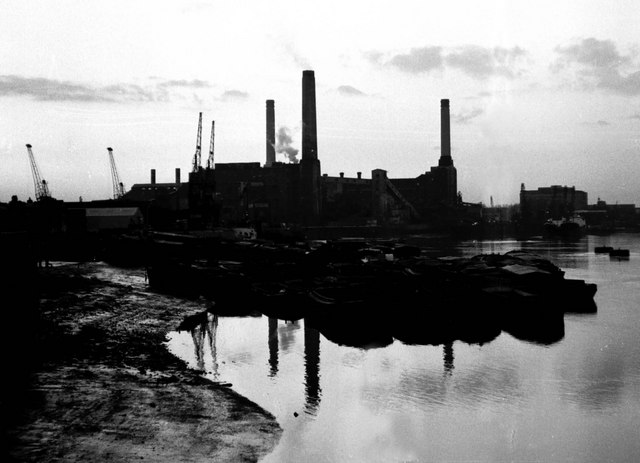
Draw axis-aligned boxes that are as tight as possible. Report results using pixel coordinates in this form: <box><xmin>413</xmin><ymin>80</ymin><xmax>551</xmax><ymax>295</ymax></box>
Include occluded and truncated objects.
<box><xmin>124</xmin><ymin>70</ymin><xmax>462</xmax><ymax>234</ymax></box>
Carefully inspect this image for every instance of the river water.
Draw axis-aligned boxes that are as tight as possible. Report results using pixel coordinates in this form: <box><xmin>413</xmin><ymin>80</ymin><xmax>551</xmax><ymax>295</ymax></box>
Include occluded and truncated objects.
<box><xmin>166</xmin><ymin>233</ymin><xmax>640</xmax><ymax>463</ymax></box>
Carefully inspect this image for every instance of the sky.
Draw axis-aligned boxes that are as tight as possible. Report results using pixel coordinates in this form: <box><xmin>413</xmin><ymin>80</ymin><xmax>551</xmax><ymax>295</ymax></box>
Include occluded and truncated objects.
<box><xmin>1</xmin><ymin>0</ymin><xmax>639</xmax><ymax>206</ymax></box>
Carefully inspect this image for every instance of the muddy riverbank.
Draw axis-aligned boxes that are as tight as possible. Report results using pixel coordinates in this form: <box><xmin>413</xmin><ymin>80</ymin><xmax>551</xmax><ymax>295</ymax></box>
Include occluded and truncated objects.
<box><xmin>2</xmin><ymin>262</ymin><xmax>281</xmax><ymax>462</ymax></box>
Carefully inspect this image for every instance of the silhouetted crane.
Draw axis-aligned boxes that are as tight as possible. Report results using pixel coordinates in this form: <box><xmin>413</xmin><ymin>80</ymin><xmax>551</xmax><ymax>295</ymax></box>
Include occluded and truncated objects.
<box><xmin>107</xmin><ymin>147</ymin><xmax>125</xmax><ymax>199</ymax></box>
<box><xmin>192</xmin><ymin>112</ymin><xmax>203</xmax><ymax>172</ymax></box>
<box><xmin>25</xmin><ymin>144</ymin><xmax>51</xmax><ymax>200</ymax></box>
<box><xmin>207</xmin><ymin>120</ymin><xmax>215</xmax><ymax>169</ymax></box>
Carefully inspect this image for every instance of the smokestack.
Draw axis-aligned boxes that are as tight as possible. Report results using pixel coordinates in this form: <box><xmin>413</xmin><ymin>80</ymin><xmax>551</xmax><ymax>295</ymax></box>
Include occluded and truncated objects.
<box><xmin>439</xmin><ymin>99</ymin><xmax>452</xmax><ymax>167</ymax></box>
<box><xmin>302</xmin><ymin>70</ymin><xmax>317</xmax><ymax>160</ymax></box>
<box><xmin>175</xmin><ymin>168</ymin><xmax>181</xmax><ymax>184</ymax></box>
<box><xmin>300</xmin><ymin>70</ymin><xmax>321</xmax><ymax>224</ymax></box>
<box><xmin>151</xmin><ymin>169</ymin><xmax>156</xmax><ymax>185</ymax></box>
<box><xmin>266</xmin><ymin>100</ymin><xmax>275</xmax><ymax>166</ymax></box>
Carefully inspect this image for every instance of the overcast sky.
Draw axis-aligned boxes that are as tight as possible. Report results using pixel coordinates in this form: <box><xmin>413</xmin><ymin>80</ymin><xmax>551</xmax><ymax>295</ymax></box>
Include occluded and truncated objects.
<box><xmin>1</xmin><ymin>0</ymin><xmax>639</xmax><ymax>205</ymax></box>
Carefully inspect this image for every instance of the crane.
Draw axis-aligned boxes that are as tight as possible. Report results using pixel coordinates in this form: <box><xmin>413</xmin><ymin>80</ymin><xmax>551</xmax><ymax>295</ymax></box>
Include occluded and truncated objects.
<box><xmin>107</xmin><ymin>147</ymin><xmax>125</xmax><ymax>199</ymax></box>
<box><xmin>206</xmin><ymin>120</ymin><xmax>215</xmax><ymax>169</ymax></box>
<box><xmin>192</xmin><ymin>112</ymin><xmax>203</xmax><ymax>172</ymax></box>
<box><xmin>25</xmin><ymin>144</ymin><xmax>51</xmax><ymax>200</ymax></box>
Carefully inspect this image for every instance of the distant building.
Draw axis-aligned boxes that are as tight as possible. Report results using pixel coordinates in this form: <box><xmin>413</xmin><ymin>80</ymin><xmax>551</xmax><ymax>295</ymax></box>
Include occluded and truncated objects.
<box><xmin>520</xmin><ymin>184</ymin><xmax>588</xmax><ymax>231</ymax></box>
<box><xmin>578</xmin><ymin>199</ymin><xmax>639</xmax><ymax>230</ymax></box>
<box><xmin>125</xmin><ymin>168</ymin><xmax>188</xmax><ymax>211</ymax></box>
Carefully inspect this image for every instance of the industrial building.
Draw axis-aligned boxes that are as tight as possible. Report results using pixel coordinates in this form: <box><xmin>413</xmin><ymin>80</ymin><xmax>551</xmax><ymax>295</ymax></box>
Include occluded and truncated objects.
<box><xmin>519</xmin><ymin>184</ymin><xmax>588</xmax><ymax>232</ymax></box>
<box><xmin>121</xmin><ymin>70</ymin><xmax>462</xmax><ymax>234</ymax></box>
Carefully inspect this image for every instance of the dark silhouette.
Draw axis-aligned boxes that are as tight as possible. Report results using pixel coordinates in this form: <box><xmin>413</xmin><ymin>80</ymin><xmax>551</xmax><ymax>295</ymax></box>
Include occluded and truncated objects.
<box><xmin>304</xmin><ymin>323</ymin><xmax>321</xmax><ymax>414</ymax></box>
<box><xmin>268</xmin><ymin>317</ymin><xmax>278</xmax><ymax>377</ymax></box>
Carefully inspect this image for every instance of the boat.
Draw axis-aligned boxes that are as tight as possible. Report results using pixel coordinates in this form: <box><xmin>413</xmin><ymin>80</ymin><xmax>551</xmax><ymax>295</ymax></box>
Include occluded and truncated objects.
<box><xmin>543</xmin><ymin>214</ymin><xmax>586</xmax><ymax>237</ymax></box>
<box><xmin>594</xmin><ymin>246</ymin><xmax>614</xmax><ymax>254</ymax></box>
<box><xmin>145</xmin><ymin>241</ymin><xmax>598</xmax><ymax>345</ymax></box>
<box><xmin>609</xmin><ymin>248</ymin><xmax>630</xmax><ymax>258</ymax></box>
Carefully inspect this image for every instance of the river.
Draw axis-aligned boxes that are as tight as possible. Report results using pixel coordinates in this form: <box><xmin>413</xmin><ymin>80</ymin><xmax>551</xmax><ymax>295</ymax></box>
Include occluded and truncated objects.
<box><xmin>166</xmin><ymin>233</ymin><xmax>640</xmax><ymax>462</ymax></box>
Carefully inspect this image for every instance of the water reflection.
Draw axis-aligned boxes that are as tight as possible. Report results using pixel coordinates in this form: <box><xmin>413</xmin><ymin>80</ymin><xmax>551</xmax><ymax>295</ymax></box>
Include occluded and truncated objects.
<box><xmin>163</xmin><ymin>234</ymin><xmax>640</xmax><ymax>463</ymax></box>
<box><xmin>279</xmin><ymin>320</ymin><xmax>300</xmax><ymax>352</ymax></box>
<box><xmin>443</xmin><ymin>342</ymin><xmax>454</xmax><ymax>377</ymax></box>
<box><xmin>306</xmin><ymin>312</ymin><xmax>393</xmax><ymax>350</ymax></box>
<box><xmin>304</xmin><ymin>322</ymin><xmax>321</xmax><ymax>414</ymax></box>
<box><xmin>268</xmin><ymin>317</ymin><xmax>278</xmax><ymax>377</ymax></box>
<box><xmin>179</xmin><ymin>310</ymin><xmax>219</xmax><ymax>378</ymax></box>
<box><xmin>265</xmin><ymin>317</ymin><xmax>322</xmax><ymax>413</ymax></box>
<box><xmin>501</xmin><ymin>306</ymin><xmax>566</xmax><ymax>346</ymax></box>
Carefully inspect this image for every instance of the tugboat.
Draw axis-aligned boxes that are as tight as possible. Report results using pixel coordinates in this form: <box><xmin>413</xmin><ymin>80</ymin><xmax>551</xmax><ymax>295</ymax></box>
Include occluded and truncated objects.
<box><xmin>543</xmin><ymin>214</ymin><xmax>586</xmax><ymax>238</ymax></box>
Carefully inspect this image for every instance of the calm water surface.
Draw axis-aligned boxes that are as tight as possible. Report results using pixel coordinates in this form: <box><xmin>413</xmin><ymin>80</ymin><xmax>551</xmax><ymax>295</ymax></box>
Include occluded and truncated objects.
<box><xmin>166</xmin><ymin>234</ymin><xmax>640</xmax><ymax>462</ymax></box>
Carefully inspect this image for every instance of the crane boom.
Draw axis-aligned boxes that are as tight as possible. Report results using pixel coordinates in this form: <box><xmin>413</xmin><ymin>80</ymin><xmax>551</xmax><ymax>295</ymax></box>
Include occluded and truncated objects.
<box><xmin>25</xmin><ymin>144</ymin><xmax>51</xmax><ymax>200</ymax></box>
<box><xmin>107</xmin><ymin>147</ymin><xmax>125</xmax><ymax>199</ymax></box>
<box><xmin>207</xmin><ymin>120</ymin><xmax>215</xmax><ymax>169</ymax></box>
<box><xmin>192</xmin><ymin>112</ymin><xmax>203</xmax><ymax>172</ymax></box>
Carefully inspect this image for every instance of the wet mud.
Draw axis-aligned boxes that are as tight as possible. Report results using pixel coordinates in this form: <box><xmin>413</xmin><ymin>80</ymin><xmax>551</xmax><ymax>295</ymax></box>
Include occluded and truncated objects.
<box><xmin>2</xmin><ymin>262</ymin><xmax>281</xmax><ymax>462</ymax></box>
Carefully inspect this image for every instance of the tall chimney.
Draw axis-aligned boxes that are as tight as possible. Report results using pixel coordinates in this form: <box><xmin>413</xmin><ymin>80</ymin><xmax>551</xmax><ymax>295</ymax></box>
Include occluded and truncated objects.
<box><xmin>175</xmin><ymin>168</ymin><xmax>181</xmax><ymax>184</ymax></box>
<box><xmin>302</xmin><ymin>70</ymin><xmax>318</xmax><ymax>161</ymax></box>
<box><xmin>439</xmin><ymin>99</ymin><xmax>453</xmax><ymax>167</ymax></box>
<box><xmin>300</xmin><ymin>70</ymin><xmax>321</xmax><ymax>224</ymax></box>
<box><xmin>151</xmin><ymin>169</ymin><xmax>156</xmax><ymax>185</ymax></box>
<box><xmin>266</xmin><ymin>100</ymin><xmax>275</xmax><ymax>166</ymax></box>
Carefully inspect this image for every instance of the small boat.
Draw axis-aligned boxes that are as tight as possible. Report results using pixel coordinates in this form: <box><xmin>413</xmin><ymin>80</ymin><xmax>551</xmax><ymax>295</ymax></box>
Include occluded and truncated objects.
<box><xmin>609</xmin><ymin>248</ymin><xmax>630</xmax><ymax>258</ymax></box>
<box><xmin>543</xmin><ymin>214</ymin><xmax>586</xmax><ymax>237</ymax></box>
<box><xmin>594</xmin><ymin>246</ymin><xmax>614</xmax><ymax>254</ymax></box>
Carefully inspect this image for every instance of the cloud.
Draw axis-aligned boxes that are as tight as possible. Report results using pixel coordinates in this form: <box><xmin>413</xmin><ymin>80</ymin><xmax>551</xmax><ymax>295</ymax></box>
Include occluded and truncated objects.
<box><xmin>158</xmin><ymin>79</ymin><xmax>211</xmax><ymax>89</ymax></box>
<box><xmin>463</xmin><ymin>91</ymin><xmax>494</xmax><ymax>101</ymax></box>
<box><xmin>630</xmin><ymin>113</ymin><xmax>640</xmax><ymax>120</ymax></box>
<box><xmin>281</xmin><ymin>42</ymin><xmax>312</xmax><ymax>69</ymax></box>
<box><xmin>553</xmin><ymin>38</ymin><xmax>640</xmax><ymax>95</ymax></box>
<box><xmin>102</xmin><ymin>83</ymin><xmax>163</xmax><ymax>102</ymax></box>
<box><xmin>337</xmin><ymin>85</ymin><xmax>366</xmax><ymax>97</ymax></box>
<box><xmin>0</xmin><ymin>75</ymin><xmax>111</xmax><ymax>102</ymax></box>
<box><xmin>218</xmin><ymin>89</ymin><xmax>249</xmax><ymax>101</ymax></box>
<box><xmin>580</xmin><ymin>120</ymin><xmax>612</xmax><ymax>127</ymax></box>
<box><xmin>446</xmin><ymin>46</ymin><xmax>526</xmax><ymax>79</ymax></box>
<box><xmin>368</xmin><ymin>45</ymin><xmax>526</xmax><ymax>80</ymax></box>
<box><xmin>385</xmin><ymin>46</ymin><xmax>444</xmax><ymax>73</ymax></box>
<box><xmin>555</xmin><ymin>38</ymin><xmax>628</xmax><ymax>69</ymax></box>
<box><xmin>454</xmin><ymin>108</ymin><xmax>484</xmax><ymax>124</ymax></box>
<box><xmin>0</xmin><ymin>75</ymin><xmax>205</xmax><ymax>103</ymax></box>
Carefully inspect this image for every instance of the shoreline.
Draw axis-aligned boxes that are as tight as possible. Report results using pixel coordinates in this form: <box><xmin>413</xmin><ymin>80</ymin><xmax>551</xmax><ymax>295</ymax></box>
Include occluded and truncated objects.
<box><xmin>2</xmin><ymin>262</ymin><xmax>282</xmax><ymax>462</ymax></box>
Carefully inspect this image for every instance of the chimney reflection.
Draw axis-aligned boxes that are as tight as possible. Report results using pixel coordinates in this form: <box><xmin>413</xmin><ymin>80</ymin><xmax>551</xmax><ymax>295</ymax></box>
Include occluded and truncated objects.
<box><xmin>268</xmin><ymin>317</ymin><xmax>279</xmax><ymax>377</ymax></box>
<box><xmin>206</xmin><ymin>313</ymin><xmax>219</xmax><ymax>379</ymax></box>
<box><xmin>304</xmin><ymin>321</ymin><xmax>321</xmax><ymax>413</ymax></box>
<box><xmin>190</xmin><ymin>312</ymin><xmax>219</xmax><ymax>378</ymax></box>
<box><xmin>192</xmin><ymin>325</ymin><xmax>205</xmax><ymax>371</ymax></box>
<box><xmin>443</xmin><ymin>342</ymin><xmax>454</xmax><ymax>377</ymax></box>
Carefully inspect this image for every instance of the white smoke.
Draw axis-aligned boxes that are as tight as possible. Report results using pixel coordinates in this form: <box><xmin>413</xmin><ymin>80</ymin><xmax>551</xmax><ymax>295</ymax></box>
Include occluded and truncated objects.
<box><xmin>276</xmin><ymin>126</ymin><xmax>299</xmax><ymax>163</ymax></box>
